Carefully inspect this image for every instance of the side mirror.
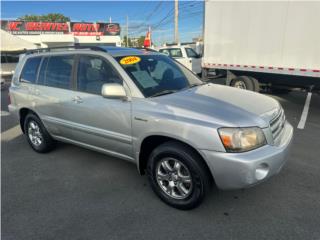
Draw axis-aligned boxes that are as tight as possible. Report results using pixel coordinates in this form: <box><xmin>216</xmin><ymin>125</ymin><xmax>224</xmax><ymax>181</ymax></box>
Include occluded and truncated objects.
<box><xmin>101</xmin><ymin>83</ymin><xmax>127</xmax><ymax>99</ymax></box>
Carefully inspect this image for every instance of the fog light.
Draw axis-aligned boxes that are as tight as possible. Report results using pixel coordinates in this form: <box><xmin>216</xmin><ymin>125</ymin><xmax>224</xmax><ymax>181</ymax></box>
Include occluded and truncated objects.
<box><xmin>255</xmin><ymin>163</ymin><xmax>269</xmax><ymax>180</ymax></box>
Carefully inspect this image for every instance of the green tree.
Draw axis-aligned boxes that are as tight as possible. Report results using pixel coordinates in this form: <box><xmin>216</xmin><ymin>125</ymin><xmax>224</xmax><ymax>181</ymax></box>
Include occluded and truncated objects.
<box><xmin>18</xmin><ymin>13</ymin><xmax>70</xmax><ymax>22</ymax></box>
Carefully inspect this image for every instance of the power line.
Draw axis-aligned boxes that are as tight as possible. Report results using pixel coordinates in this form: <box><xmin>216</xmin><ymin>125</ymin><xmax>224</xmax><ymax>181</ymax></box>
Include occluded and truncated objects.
<box><xmin>129</xmin><ymin>1</ymin><xmax>203</xmax><ymax>37</ymax></box>
<box><xmin>153</xmin><ymin>9</ymin><xmax>203</xmax><ymax>31</ymax></box>
<box><xmin>129</xmin><ymin>1</ymin><xmax>164</xmax><ymax>36</ymax></box>
<box><xmin>152</xmin><ymin>1</ymin><xmax>203</xmax><ymax>30</ymax></box>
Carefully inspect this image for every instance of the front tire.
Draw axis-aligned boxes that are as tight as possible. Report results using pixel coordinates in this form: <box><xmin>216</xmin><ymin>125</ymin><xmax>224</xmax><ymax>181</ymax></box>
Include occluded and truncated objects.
<box><xmin>24</xmin><ymin>113</ymin><xmax>56</xmax><ymax>153</ymax></box>
<box><xmin>147</xmin><ymin>141</ymin><xmax>211</xmax><ymax>210</ymax></box>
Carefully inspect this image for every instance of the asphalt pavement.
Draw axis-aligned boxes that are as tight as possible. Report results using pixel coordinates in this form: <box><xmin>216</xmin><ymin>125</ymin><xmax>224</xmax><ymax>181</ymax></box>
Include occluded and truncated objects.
<box><xmin>1</xmin><ymin>84</ymin><xmax>320</xmax><ymax>240</ymax></box>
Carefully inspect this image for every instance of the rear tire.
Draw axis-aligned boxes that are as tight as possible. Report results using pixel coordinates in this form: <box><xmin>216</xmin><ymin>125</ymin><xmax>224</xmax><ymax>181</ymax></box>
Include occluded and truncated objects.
<box><xmin>147</xmin><ymin>141</ymin><xmax>211</xmax><ymax>210</ymax></box>
<box><xmin>24</xmin><ymin>113</ymin><xmax>56</xmax><ymax>153</ymax></box>
<box><xmin>248</xmin><ymin>76</ymin><xmax>260</xmax><ymax>92</ymax></box>
<box><xmin>231</xmin><ymin>76</ymin><xmax>255</xmax><ymax>91</ymax></box>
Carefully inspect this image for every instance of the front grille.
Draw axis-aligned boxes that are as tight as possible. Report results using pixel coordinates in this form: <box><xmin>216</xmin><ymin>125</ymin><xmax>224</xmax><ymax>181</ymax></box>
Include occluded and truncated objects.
<box><xmin>270</xmin><ymin>108</ymin><xmax>286</xmax><ymax>140</ymax></box>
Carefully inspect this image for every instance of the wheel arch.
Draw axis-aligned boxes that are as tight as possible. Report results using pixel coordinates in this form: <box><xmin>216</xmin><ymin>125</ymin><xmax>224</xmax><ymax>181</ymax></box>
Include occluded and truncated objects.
<box><xmin>19</xmin><ymin>108</ymin><xmax>40</xmax><ymax>133</ymax></box>
<box><xmin>137</xmin><ymin>135</ymin><xmax>214</xmax><ymax>183</ymax></box>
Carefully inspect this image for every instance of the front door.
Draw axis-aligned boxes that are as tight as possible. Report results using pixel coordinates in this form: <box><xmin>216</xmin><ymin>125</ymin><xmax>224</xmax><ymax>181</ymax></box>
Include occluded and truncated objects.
<box><xmin>68</xmin><ymin>54</ymin><xmax>133</xmax><ymax>160</ymax></box>
<box><xmin>184</xmin><ymin>47</ymin><xmax>202</xmax><ymax>74</ymax></box>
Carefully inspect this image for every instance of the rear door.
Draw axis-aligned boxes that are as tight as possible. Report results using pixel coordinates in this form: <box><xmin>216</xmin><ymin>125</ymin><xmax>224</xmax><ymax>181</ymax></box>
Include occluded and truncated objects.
<box><xmin>16</xmin><ymin>56</ymin><xmax>42</xmax><ymax>109</ymax></box>
<box><xmin>67</xmin><ymin>54</ymin><xmax>133</xmax><ymax>160</ymax></box>
<box><xmin>32</xmin><ymin>54</ymin><xmax>76</xmax><ymax>139</ymax></box>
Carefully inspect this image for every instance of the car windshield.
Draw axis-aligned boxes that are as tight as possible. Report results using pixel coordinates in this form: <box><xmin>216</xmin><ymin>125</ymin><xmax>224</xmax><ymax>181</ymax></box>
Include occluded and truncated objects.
<box><xmin>115</xmin><ymin>54</ymin><xmax>203</xmax><ymax>97</ymax></box>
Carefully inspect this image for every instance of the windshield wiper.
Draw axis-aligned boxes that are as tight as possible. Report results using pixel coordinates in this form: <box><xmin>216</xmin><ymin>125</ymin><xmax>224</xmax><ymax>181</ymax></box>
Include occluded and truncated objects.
<box><xmin>149</xmin><ymin>89</ymin><xmax>178</xmax><ymax>98</ymax></box>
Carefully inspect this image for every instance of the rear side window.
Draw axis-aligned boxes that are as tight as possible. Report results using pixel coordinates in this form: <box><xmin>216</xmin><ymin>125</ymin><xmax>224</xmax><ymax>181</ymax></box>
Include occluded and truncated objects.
<box><xmin>38</xmin><ymin>55</ymin><xmax>74</xmax><ymax>89</ymax></box>
<box><xmin>37</xmin><ymin>57</ymin><xmax>49</xmax><ymax>85</ymax></box>
<box><xmin>20</xmin><ymin>57</ymin><xmax>41</xmax><ymax>83</ymax></box>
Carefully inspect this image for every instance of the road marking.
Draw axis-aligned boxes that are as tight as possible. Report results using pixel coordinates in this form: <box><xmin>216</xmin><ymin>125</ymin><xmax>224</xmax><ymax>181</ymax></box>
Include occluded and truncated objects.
<box><xmin>0</xmin><ymin>111</ymin><xmax>10</xmax><ymax>117</ymax></box>
<box><xmin>1</xmin><ymin>125</ymin><xmax>22</xmax><ymax>142</ymax></box>
<box><xmin>297</xmin><ymin>92</ymin><xmax>312</xmax><ymax>129</ymax></box>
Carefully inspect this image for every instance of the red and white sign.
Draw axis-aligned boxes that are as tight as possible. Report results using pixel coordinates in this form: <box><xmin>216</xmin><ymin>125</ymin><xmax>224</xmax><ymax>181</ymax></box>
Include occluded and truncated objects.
<box><xmin>1</xmin><ymin>20</ymin><xmax>121</xmax><ymax>36</ymax></box>
<box><xmin>70</xmin><ymin>22</ymin><xmax>120</xmax><ymax>36</ymax></box>
<box><xmin>1</xmin><ymin>20</ymin><xmax>69</xmax><ymax>35</ymax></box>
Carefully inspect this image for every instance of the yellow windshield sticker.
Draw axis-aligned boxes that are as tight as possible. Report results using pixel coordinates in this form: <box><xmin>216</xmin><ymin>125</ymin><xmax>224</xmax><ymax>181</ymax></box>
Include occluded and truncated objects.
<box><xmin>120</xmin><ymin>56</ymin><xmax>141</xmax><ymax>65</ymax></box>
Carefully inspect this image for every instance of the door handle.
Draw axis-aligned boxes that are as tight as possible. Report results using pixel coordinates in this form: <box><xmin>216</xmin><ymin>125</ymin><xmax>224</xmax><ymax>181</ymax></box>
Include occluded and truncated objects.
<box><xmin>34</xmin><ymin>89</ymin><xmax>40</xmax><ymax>96</ymax></box>
<box><xmin>72</xmin><ymin>96</ymin><xmax>83</xmax><ymax>104</ymax></box>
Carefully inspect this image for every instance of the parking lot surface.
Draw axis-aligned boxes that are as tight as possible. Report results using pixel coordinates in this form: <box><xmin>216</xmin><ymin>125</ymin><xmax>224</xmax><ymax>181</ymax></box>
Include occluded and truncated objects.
<box><xmin>1</xmin><ymin>85</ymin><xmax>320</xmax><ymax>240</ymax></box>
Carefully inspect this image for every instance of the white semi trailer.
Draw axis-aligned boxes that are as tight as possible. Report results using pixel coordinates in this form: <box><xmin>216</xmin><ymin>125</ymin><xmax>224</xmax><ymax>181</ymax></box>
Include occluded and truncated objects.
<box><xmin>202</xmin><ymin>1</ymin><xmax>320</xmax><ymax>91</ymax></box>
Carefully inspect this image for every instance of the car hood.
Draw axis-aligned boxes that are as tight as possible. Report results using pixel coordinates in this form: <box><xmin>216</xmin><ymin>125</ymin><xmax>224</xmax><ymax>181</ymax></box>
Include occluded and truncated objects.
<box><xmin>147</xmin><ymin>83</ymin><xmax>280</xmax><ymax>128</ymax></box>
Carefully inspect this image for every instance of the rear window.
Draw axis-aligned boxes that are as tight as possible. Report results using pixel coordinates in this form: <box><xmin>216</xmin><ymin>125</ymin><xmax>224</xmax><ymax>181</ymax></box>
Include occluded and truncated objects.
<box><xmin>159</xmin><ymin>48</ymin><xmax>183</xmax><ymax>58</ymax></box>
<box><xmin>20</xmin><ymin>57</ymin><xmax>41</xmax><ymax>83</ymax></box>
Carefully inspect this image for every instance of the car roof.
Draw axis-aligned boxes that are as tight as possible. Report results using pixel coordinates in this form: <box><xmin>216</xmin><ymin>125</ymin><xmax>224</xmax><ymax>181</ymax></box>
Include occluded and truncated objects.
<box><xmin>101</xmin><ymin>46</ymin><xmax>159</xmax><ymax>57</ymax></box>
<box><xmin>24</xmin><ymin>46</ymin><xmax>160</xmax><ymax>58</ymax></box>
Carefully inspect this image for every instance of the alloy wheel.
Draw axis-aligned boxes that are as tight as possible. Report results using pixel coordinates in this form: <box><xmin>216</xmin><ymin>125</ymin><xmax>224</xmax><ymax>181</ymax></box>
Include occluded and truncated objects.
<box><xmin>156</xmin><ymin>157</ymin><xmax>193</xmax><ymax>199</ymax></box>
<box><xmin>234</xmin><ymin>80</ymin><xmax>247</xmax><ymax>89</ymax></box>
<box><xmin>28</xmin><ymin>120</ymin><xmax>43</xmax><ymax>147</ymax></box>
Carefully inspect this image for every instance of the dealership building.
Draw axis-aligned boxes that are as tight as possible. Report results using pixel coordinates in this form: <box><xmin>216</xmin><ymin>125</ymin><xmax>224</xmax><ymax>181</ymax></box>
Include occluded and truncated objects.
<box><xmin>1</xmin><ymin>20</ymin><xmax>121</xmax><ymax>48</ymax></box>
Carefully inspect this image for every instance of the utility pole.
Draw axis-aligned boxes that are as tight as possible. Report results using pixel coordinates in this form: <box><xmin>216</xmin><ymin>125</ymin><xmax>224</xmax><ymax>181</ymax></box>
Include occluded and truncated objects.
<box><xmin>126</xmin><ymin>15</ymin><xmax>129</xmax><ymax>47</ymax></box>
<box><xmin>174</xmin><ymin>0</ymin><xmax>179</xmax><ymax>44</ymax></box>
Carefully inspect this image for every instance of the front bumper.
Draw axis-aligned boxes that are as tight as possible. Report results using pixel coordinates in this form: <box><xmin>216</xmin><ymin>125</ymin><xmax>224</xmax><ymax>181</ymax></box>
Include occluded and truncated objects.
<box><xmin>201</xmin><ymin>121</ymin><xmax>293</xmax><ymax>190</ymax></box>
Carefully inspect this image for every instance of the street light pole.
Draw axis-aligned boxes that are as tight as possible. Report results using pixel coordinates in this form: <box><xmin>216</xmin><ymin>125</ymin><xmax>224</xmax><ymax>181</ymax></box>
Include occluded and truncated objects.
<box><xmin>126</xmin><ymin>15</ymin><xmax>129</xmax><ymax>47</ymax></box>
<box><xmin>174</xmin><ymin>0</ymin><xmax>179</xmax><ymax>44</ymax></box>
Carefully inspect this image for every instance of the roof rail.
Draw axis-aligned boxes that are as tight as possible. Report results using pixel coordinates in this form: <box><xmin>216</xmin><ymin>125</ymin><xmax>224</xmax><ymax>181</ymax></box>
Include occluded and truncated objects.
<box><xmin>25</xmin><ymin>45</ymin><xmax>107</xmax><ymax>55</ymax></box>
<box><xmin>133</xmin><ymin>47</ymin><xmax>158</xmax><ymax>52</ymax></box>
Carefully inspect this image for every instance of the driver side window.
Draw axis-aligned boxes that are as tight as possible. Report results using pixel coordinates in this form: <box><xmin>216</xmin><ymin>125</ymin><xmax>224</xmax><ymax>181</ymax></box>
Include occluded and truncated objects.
<box><xmin>77</xmin><ymin>55</ymin><xmax>122</xmax><ymax>95</ymax></box>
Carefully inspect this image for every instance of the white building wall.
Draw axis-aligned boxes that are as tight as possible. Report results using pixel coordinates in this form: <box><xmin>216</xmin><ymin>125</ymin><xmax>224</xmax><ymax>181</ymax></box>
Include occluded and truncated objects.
<box><xmin>11</xmin><ymin>33</ymin><xmax>121</xmax><ymax>47</ymax></box>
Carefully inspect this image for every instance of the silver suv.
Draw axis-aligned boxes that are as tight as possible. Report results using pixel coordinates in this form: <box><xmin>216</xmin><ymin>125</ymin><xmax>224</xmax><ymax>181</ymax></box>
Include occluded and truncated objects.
<box><xmin>9</xmin><ymin>46</ymin><xmax>293</xmax><ymax>209</ymax></box>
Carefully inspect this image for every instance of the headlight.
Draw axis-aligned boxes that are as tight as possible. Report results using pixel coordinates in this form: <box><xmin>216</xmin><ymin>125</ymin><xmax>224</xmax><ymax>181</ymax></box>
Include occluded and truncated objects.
<box><xmin>218</xmin><ymin>127</ymin><xmax>266</xmax><ymax>152</ymax></box>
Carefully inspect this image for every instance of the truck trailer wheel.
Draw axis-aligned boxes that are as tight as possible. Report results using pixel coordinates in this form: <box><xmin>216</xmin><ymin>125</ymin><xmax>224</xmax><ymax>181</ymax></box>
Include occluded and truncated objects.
<box><xmin>201</xmin><ymin>68</ymin><xmax>208</xmax><ymax>80</ymax></box>
<box><xmin>248</xmin><ymin>76</ymin><xmax>260</xmax><ymax>92</ymax></box>
<box><xmin>231</xmin><ymin>76</ymin><xmax>255</xmax><ymax>91</ymax></box>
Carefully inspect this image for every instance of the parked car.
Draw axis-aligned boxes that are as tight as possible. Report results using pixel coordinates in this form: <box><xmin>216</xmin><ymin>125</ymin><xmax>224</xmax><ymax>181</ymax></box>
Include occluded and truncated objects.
<box><xmin>158</xmin><ymin>45</ymin><xmax>202</xmax><ymax>75</ymax></box>
<box><xmin>8</xmin><ymin>46</ymin><xmax>293</xmax><ymax>209</ymax></box>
